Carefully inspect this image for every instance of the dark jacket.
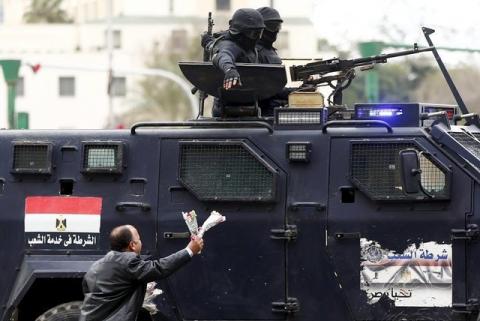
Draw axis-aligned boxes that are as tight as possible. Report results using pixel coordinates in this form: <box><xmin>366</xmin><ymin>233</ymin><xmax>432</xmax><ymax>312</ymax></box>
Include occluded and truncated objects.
<box><xmin>79</xmin><ymin>249</ymin><xmax>191</xmax><ymax>321</ymax></box>
<box><xmin>256</xmin><ymin>39</ymin><xmax>282</xmax><ymax>64</ymax></box>
<box><xmin>211</xmin><ymin>33</ymin><xmax>258</xmax><ymax>73</ymax></box>
<box><xmin>210</xmin><ymin>33</ymin><xmax>259</xmax><ymax>117</ymax></box>
<box><xmin>256</xmin><ymin>39</ymin><xmax>285</xmax><ymax>116</ymax></box>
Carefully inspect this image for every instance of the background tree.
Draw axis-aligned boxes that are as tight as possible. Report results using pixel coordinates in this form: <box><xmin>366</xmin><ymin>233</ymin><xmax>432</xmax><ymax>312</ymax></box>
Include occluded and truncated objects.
<box><xmin>413</xmin><ymin>64</ymin><xmax>480</xmax><ymax>114</ymax></box>
<box><xmin>118</xmin><ymin>38</ymin><xmax>202</xmax><ymax>126</ymax></box>
<box><xmin>341</xmin><ymin>57</ymin><xmax>480</xmax><ymax>114</ymax></box>
<box><xmin>318</xmin><ymin>34</ymin><xmax>480</xmax><ymax>113</ymax></box>
<box><xmin>342</xmin><ymin>57</ymin><xmax>435</xmax><ymax>106</ymax></box>
<box><xmin>23</xmin><ymin>0</ymin><xmax>72</xmax><ymax>23</ymax></box>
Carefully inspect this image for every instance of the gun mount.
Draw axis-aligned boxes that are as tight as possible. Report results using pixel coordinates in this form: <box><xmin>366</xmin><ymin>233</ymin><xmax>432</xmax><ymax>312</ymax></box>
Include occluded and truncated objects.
<box><xmin>179</xmin><ymin>62</ymin><xmax>287</xmax><ymax>117</ymax></box>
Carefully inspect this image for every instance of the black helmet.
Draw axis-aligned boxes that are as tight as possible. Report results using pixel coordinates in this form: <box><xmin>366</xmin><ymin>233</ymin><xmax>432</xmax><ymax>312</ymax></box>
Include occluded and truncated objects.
<box><xmin>257</xmin><ymin>7</ymin><xmax>283</xmax><ymax>23</ymax></box>
<box><xmin>229</xmin><ymin>8</ymin><xmax>265</xmax><ymax>36</ymax></box>
<box><xmin>257</xmin><ymin>7</ymin><xmax>282</xmax><ymax>33</ymax></box>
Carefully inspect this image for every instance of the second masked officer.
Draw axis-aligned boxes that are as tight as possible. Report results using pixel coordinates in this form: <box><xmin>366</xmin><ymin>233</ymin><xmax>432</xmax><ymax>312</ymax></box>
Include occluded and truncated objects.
<box><xmin>256</xmin><ymin>7</ymin><xmax>283</xmax><ymax>64</ymax></box>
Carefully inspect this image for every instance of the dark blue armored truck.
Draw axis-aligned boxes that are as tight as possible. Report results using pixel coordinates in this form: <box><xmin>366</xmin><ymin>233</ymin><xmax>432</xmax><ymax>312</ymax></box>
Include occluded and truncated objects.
<box><xmin>2</xmin><ymin>27</ymin><xmax>480</xmax><ymax>321</ymax></box>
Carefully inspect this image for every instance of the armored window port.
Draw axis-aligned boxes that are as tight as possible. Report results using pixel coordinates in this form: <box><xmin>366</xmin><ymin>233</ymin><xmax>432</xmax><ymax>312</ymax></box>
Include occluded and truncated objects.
<box><xmin>81</xmin><ymin>142</ymin><xmax>124</xmax><ymax>175</ymax></box>
<box><xmin>340</xmin><ymin>186</ymin><xmax>355</xmax><ymax>203</ymax></box>
<box><xmin>59</xmin><ymin>179</ymin><xmax>74</xmax><ymax>195</ymax></box>
<box><xmin>11</xmin><ymin>142</ymin><xmax>53</xmax><ymax>175</ymax></box>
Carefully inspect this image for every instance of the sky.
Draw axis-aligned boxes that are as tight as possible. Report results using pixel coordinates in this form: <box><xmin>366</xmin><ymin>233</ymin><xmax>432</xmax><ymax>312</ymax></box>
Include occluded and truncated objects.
<box><xmin>312</xmin><ymin>0</ymin><xmax>480</xmax><ymax>62</ymax></box>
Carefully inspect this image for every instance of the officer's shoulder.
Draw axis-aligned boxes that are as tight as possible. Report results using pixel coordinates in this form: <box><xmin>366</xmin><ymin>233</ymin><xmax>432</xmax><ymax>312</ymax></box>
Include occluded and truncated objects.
<box><xmin>216</xmin><ymin>38</ymin><xmax>237</xmax><ymax>48</ymax></box>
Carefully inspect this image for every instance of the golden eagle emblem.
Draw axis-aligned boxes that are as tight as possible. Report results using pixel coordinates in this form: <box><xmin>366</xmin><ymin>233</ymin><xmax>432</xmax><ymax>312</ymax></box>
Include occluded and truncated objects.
<box><xmin>56</xmin><ymin>215</ymin><xmax>67</xmax><ymax>232</ymax></box>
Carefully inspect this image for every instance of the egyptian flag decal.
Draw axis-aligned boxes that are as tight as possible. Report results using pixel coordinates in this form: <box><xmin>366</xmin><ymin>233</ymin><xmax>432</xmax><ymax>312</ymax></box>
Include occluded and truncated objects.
<box><xmin>25</xmin><ymin>196</ymin><xmax>102</xmax><ymax>249</ymax></box>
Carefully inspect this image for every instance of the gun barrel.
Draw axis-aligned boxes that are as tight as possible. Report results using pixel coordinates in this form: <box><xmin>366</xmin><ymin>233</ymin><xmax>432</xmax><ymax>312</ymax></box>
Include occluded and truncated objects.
<box><xmin>351</xmin><ymin>46</ymin><xmax>434</xmax><ymax>65</ymax></box>
<box><xmin>290</xmin><ymin>46</ymin><xmax>435</xmax><ymax>82</ymax></box>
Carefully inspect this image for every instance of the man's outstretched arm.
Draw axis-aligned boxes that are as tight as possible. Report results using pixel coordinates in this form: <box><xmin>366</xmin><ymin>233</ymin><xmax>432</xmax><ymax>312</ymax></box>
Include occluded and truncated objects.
<box><xmin>128</xmin><ymin>237</ymin><xmax>204</xmax><ymax>283</ymax></box>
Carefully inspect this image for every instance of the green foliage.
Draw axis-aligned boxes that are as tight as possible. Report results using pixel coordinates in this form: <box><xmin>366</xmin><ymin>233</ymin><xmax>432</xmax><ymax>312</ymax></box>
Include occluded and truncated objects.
<box><xmin>119</xmin><ymin>39</ymin><xmax>202</xmax><ymax>125</ymax></box>
<box><xmin>342</xmin><ymin>57</ymin><xmax>436</xmax><ymax>106</ymax></box>
<box><xmin>340</xmin><ymin>57</ymin><xmax>480</xmax><ymax>115</ymax></box>
<box><xmin>23</xmin><ymin>0</ymin><xmax>72</xmax><ymax>24</ymax></box>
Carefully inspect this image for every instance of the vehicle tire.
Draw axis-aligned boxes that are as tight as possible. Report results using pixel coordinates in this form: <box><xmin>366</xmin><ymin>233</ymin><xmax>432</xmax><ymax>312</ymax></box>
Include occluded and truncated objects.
<box><xmin>35</xmin><ymin>301</ymin><xmax>82</xmax><ymax>321</ymax></box>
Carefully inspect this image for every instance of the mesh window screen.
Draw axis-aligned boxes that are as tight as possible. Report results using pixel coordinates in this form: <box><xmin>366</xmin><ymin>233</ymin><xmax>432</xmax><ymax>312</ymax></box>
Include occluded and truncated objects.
<box><xmin>449</xmin><ymin>132</ymin><xmax>480</xmax><ymax>158</ymax></box>
<box><xmin>13</xmin><ymin>144</ymin><xmax>50</xmax><ymax>173</ymax></box>
<box><xmin>419</xmin><ymin>153</ymin><xmax>446</xmax><ymax>194</ymax></box>
<box><xmin>472</xmin><ymin>133</ymin><xmax>480</xmax><ymax>142</ymax></box>
<box><xmin>351</xmin><ymin>142</ymin><xmax>449</xmax><ymax>200</ymax></box>
<box><xmin>179</xmin><ymin>143</ymin><xmax>275</xmax><ymax>201</ymax></box>
<box><xmin>83</xmin><ymin>143</ymin><xmax>122</xmax><ymax>173</ymax></box>
<box><xmin>85</xmin><ymin>146</ymin><xmax>117</xmax><ymax>168</ymax></box>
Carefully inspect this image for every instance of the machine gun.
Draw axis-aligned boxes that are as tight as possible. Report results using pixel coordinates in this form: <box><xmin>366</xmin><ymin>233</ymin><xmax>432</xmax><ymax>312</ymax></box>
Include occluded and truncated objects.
<box><xmin>289</xmin><ymin>44</ymin><xmax>434</xmax><ymax>105</ymax></box>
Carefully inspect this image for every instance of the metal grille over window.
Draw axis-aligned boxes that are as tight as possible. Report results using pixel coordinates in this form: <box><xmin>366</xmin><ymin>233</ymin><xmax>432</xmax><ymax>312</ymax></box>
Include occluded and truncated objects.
<box><xmin>419</xmin><ymin>153</ymin><xmax>446</xmax><ymax>194</ymax></box>
<box><xmin>351</xmin><ymin>142</ymin><xmax>449</xmax><ymax>200</ymax></box>
<box><xmin>472</xmin><ymin>133</ymin><xmax>480</xmax><ymax>141</ymax></box>
<box><xmin>83</xmin><ymin>144</ymin><xmax>122</xmax><ymax>173</ymax></box>
<box><xmin>449</xmin><ymin>132</ymin><xmax>480</xmax><ymax>158</ymax></box>
<box><xmin>179</xmin><ymin>143</ymin><xmax>275</xmax><ymax>201</ymax></box>
<box><xmin>13</xmin><ymin>144</ymin><xmax>51</xmax><ymax>174</ymax></box>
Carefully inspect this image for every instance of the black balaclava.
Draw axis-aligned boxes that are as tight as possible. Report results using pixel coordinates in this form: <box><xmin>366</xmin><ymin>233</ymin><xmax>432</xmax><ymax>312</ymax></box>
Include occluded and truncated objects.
<box><xmin>262</xmin><ymin>23</ymin><xmax>280</xmax><ymax>44</ymax></box>
<box><xmin>257</xmin><ymin>7</ymin><xmax>283</xmax><ymax>46</ymax></box>
<box><xmin>232</xmin><ymin>31</ymin><xmax>261</xmax><ymax>50</ymax></box>
<box><xmin>229</xmin><ymin>8</ymin><xmax>265</xmax><ymax>50</ymax></box>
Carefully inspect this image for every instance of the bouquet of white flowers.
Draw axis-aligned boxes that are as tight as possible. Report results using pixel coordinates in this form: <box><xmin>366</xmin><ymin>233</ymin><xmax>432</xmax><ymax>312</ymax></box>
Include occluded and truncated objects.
<box><xmin>182</xmin><ymin>210</ymin><xmax>199</xmax><ymax>235</ymax></box>
<box><xmin>198</xmin><ymin>211</ymin><xmax>226</xmax><ymax>237</ymax></box>
<box><xmin>182</xmin><ymin>210</ymin><xmax>226</xmax><ymax>238</ymax></box>
<box><xmin>142</xmin><ymin>282</ymin><xmax>163</xmax><ymax>315</ymax></box>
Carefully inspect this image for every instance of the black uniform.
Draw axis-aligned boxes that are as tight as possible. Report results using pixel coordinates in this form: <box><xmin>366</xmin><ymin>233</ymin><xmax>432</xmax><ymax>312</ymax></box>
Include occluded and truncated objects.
<box><xmin>212</xmin><ymin>32</ymin><xmax>258</xmax><ymax>74</ymax></box>
<box><xmin>255</xmin><ymin>7</ymin><xmax>283</xmax><ymax>65</ymax></box>
<box><xmin>256</xmin><ymin>7</ymin><xmax>289</xmax><ymax>116</ymax></box>
<box><xmin>256</xmin><ymin>38</ymin><xmax>282</xmax><ymax>64</ymax></box>
<box><xmin>209</xmin><ymin>8</ymin><xmax>265</xmax><ymax>117</ymax></box>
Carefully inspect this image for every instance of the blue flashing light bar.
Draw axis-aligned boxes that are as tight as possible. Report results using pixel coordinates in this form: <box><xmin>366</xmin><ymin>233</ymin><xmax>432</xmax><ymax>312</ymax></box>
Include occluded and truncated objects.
<box><xmin>360</xmin><ymin>107</ymin><xmax>404</xmax><ymax>118</ymax></box>
<box><xmin>354</xmin><ymin>103</ymin><xmax>457</xmax><ymax>127</ymax></box>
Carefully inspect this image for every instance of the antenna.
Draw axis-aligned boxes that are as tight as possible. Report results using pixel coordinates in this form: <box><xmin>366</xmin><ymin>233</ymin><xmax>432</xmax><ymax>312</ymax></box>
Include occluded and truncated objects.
<box><xmin>422</xmin><ymin>27</ymin><xmax>478</xmax><ymax>126</ymax></box>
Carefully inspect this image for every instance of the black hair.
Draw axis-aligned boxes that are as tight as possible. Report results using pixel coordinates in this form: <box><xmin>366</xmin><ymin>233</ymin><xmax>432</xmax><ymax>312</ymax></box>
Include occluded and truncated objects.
<box><xmin>110</xmin><ymin>225</ymin><xmax>133</xmax><ymax>251</ymax></box>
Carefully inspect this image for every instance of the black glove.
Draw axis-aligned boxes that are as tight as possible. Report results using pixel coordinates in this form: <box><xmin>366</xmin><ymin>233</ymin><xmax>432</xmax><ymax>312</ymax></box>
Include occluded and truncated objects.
<box><xmin>201</xmin><ymin>32</ymin><xmax>214</xmax><ymax>49</ymax></box>
<box><xmin>223</xmin><ymin>68</ymin><xmax>242</xmax><ymax>90</ymax></box>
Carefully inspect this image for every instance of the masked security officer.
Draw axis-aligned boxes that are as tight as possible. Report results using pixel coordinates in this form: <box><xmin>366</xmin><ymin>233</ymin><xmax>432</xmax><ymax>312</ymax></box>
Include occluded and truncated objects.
<box><xmin>211</xmin><ymin>8</ymin><xmax>265</xmax><ymax>90</ymax></box>
<box><xmin>255</xmin><ymin>7</ymin><xmax>289</xmax><ymax>116</ymax></box>
<box><xmin>204</xmin><ymin>8</ymin><xmax>264</xmax><ymax>116</ymax></box>
<box><xmin>256</xmin><ymin>7</ymin><xmax>283</xmax><ymax>64</ymax></box>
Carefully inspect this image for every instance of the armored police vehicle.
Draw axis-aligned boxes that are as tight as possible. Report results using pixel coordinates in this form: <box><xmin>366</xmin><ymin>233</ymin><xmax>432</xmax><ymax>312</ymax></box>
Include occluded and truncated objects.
<box><xmin>1</xmin><ymin>27</ymin><xmax>480</xmax><ymax>321</ymax></box>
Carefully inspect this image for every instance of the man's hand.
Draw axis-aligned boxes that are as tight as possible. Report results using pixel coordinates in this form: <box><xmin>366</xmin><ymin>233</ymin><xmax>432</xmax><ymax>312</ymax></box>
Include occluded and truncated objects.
<box><xmin>223</xmin><ymin>68</ymin><xmax>242</xmax><ymax>90</ymax></box>
<box><xmin>187</xmin><ymin>235</ymin><xmax>204</xmax><ymax>255</ymax></box>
